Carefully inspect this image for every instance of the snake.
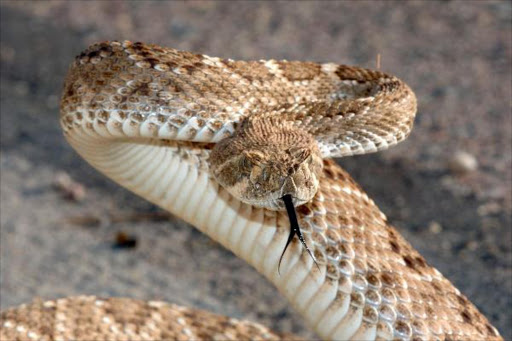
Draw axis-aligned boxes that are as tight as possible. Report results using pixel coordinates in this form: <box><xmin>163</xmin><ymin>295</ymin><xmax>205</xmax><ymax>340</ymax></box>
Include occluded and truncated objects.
<box><xmin>0</xmin><ymin>41</ymin><xmax>502</xmax><ymax>341</ymax></box>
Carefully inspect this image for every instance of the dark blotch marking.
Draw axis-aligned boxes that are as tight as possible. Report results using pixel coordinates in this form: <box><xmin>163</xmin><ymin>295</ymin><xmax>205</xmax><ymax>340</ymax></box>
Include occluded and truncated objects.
<box><xmin>335</xmin><ymin>65</ymin><xmax>367</xmax><ymax>82</ymax></box>
<box><xmin>335</xmin><ymin>65</ymin><xmax>387</xmax><ymax>83</ymax></box>
<box><xmin>380</xmin><ymin>79</ymin><xmax>402</xmax><ymax>93</ymax></box>
<box><xmin>182</xmin><ymin>64</ymin><xmax>196</xmax><ymax>72</ymax></box>
<box><xmin>457</xmin><ymin>294</ymin><xmax>468</xmax><ymax>306</ymax></box>
<box><xmin>145</xmin><ymin>58</ymin><xmax>159</xmax><ymax>67</ymax></box>
<box><xmin>414</xmin><ymin>255</ymin><xmax>427</xmax><ymax>267</ymax></box>
<box><xmin>381</xmin><ymin>272</ymin><xmax>395</xmax><ymax>287</ymax></box>
<box><xmin>390</xmin><ymin>240</ymin><xmax>401</xmax><ymax>253</ymax></box>
<box><xmin>402</xmin><ymin>254</ymin><xmax>428</xmax><ymax>274</ymax></box>
<box><xmin>134</xmin><ymin>83</ymin><xmax>151</xmax><ymax>96</ymax></box>
<box><xmin>403</xmin><ymin>255</ymin><xmax>415</xmax><ymax>268</ymax></box>
<box><xmin>425</xmin><ymin>305</ymin><xmax>435</xmax><ymax>317</ymax></box>
<box><xmin>87</xmin><ymin>50</ymin><xmax>99</xmax><ymax>58</ymax></box>
<box><xmin>432</xmin><ymin>281</ymin><xmax>443</xmax><ymax>293</ymax></box>
<box><xmin>297</xmin><ymin>205</ymin><xmax>312</xmax><ymax>216</ymax></box>
<box><xmin>98</xmin><ymin>45</ymin><xmax>111</xmax><ymax>53</ymax></box>
<box><xmin>278</xmin><ymin>61</ymin><xmax>320</xmax><ymax>82</ymax></box>
<box><xmin>324</xmin><ymin>167</ymin><xmax>335</xmax><ymax>178</ymax></box>
<box><xmin>461</xmin><ymin>310</ymin><xmax>472</xmax><ymax>323</ymax></box>
<box><xmin>166</xmin><ymin>62</ymin><xmax>178</xmax><ymax>70</ymax></box>
<box><xmin>351</xmin><ymin>217</ymin><xmax>362</xmax><ymax>227</ymax></box>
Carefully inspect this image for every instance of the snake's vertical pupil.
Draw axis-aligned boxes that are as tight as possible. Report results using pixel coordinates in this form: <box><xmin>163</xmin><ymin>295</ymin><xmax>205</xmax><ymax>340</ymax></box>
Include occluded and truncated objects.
<box><xmin>278</xmin><ymin>194</ymin><xmax>319</xmax><ymax>275</ymax></box>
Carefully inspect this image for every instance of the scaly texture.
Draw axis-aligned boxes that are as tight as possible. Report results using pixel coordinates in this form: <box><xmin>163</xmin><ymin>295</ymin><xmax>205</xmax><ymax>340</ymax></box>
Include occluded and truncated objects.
<box><xmin>0</xmin><ymin>296</ymin><xmax>299</xmax><ymax>341</ymax></box>
<box><xmin>0</xmin><ymin>41</ymin><xmax>502</xmax><ymax>341</ymax></box>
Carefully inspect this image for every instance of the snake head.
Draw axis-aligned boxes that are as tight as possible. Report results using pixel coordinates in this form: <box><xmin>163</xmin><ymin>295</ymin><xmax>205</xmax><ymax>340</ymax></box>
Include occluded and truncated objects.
<box><xmin>210</xmin><ymin>121</ymin><xmax>323</xmax><ymax>211</ymax></box>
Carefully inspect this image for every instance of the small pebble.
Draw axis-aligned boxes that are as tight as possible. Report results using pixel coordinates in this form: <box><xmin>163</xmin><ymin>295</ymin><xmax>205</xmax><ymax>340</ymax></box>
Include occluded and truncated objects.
<box><xmin>448</xmin><ymin>151</ymin><xmax>478</xmax><ymax>174</ymax></box>
<box><xmin>428</xmin><ymin>221</ymin><xmax>443</xmax><ymax>234</ymax></box>
<box><xmin>114</xmin><ymin>232</ymin><xmax>137</xmax><ymax>249</ymax></box>
<box><xmin>53</xmin><ymin>171</ymin><xmax>86</xmax><ymax>201</ymax></box>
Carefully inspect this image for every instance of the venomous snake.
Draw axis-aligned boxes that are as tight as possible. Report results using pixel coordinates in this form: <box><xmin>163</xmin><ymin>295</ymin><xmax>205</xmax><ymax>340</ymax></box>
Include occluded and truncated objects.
<box><xmin>0</xmin><ymin>41</ymin><xmax>502</xmax><ymax>340</ymax></box>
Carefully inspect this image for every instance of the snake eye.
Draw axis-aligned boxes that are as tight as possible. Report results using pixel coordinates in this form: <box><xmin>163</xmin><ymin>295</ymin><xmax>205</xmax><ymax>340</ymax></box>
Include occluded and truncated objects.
<box><xmin>243</xmin><ymin>150</ymin><xmax>266</xmax><ymax>163</ymax></box>
<box><xmin>288</xmin><ymin>147</ymin><xmax>310</xmax><ymax>162</ymax></box>
<box><xmin>240</xmin><ymin>156</ymin><xmax>252</xmax><ymax>170</ymax></box>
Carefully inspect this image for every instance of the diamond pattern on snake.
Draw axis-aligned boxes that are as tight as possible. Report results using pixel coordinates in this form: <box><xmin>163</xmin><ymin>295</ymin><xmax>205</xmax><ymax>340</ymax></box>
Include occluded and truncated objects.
<box><xmin>0</xmin><ymin>41</ymin><xmax>502</xmax><ymax>341</ymax></box>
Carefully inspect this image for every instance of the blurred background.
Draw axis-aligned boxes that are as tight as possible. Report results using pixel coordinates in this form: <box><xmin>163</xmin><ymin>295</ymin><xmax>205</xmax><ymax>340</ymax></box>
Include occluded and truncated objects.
<box><xmin>0</xmin><ymin>1</ymin><xmax>510</xmax><ymax>339</ymax></box>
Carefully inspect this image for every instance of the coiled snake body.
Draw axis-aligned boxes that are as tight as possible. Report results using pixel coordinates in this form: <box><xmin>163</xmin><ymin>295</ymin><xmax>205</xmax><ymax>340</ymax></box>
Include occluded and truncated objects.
<box><xmin>0</xmin><ymin>41</ymin><xmax>502</xmax><ymax>340</ymax></box>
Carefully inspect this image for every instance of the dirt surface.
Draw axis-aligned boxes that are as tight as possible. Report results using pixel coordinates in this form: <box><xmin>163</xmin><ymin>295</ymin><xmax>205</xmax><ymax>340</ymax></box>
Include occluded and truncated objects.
<box><xmin>1</xmin><ymin>1</ymin><xmax>510</xmax><ymax>339</ymax></box>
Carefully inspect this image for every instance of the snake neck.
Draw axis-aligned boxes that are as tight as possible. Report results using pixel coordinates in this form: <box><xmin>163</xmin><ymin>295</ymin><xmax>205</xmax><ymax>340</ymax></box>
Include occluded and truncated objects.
<box><xmin>63</xmin><ymin>119</ymin><xmax>349</xmax><ymax>339</ymax></box>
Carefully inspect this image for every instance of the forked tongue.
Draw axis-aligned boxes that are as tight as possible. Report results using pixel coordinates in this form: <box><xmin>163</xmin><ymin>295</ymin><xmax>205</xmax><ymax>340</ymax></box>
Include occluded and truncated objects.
<box><xmin>278</xmin><ymin>194</ymin><xmax>320</xmax><ymax>275</ymax></box>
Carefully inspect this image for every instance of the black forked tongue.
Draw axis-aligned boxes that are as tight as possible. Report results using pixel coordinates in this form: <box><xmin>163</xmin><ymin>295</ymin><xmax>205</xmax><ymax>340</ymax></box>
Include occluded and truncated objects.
<box><xmin>278</xmin><ymin>194</ymin><xmax>320</xmax><ymax>275</ymax></box>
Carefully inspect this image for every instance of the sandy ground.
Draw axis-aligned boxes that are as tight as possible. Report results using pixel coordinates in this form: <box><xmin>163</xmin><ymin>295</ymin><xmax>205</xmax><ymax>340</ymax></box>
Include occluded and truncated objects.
<box><xmin>1</xmin><ymin>1</ymin><xmax>510</xmax><ymax>339</ymax></box>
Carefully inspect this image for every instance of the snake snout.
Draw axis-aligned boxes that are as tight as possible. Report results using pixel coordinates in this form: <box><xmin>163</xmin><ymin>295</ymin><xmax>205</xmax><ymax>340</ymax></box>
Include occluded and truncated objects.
<box><xmin>279</xmin><ymin>177</ymin><xmax>309</xmax><ymax>208</ymax></box>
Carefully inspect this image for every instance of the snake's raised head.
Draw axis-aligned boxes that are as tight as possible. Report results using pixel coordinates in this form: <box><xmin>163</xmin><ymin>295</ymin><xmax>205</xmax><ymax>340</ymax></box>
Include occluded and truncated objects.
<box><xmin>210</xmin><ymin>117</ymin><xmax>323</xmax><ymax>210</ymax></box>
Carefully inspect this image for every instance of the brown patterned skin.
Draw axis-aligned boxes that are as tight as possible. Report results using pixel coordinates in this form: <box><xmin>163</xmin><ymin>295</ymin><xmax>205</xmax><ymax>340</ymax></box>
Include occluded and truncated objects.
<box><xmin>0</xmin><ymin>296</ymin><xmax>301</xmax><ymax>341</ymax></box>
<box><xmin>0</xmin><ymin>41</ymin><xmax>502</xmax><ymax>340</ymax></box>
<box><xmin>61</xmin><ymin>41</ymin><xmax>416</xmax><ymax>157</ymax></box>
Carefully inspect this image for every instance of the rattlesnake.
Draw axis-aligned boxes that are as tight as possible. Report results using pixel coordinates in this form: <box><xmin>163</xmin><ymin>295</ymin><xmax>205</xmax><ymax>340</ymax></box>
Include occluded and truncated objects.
<box><xmin>0</xmin><ymin>41</ymin><xmax>502</xmax><ymax>340</ymax></box>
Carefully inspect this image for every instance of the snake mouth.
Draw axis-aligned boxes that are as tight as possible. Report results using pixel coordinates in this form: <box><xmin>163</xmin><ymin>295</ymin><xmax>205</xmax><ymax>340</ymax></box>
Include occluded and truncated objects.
<box><xmin>247</xmin><ymin>197</ymin><xmax>286</xmax><ymax>210</ymax></box>
<box><xmin>247</xmin><ymin>194</ymin><xmax>308</xmax><ymax>211</ymax></box>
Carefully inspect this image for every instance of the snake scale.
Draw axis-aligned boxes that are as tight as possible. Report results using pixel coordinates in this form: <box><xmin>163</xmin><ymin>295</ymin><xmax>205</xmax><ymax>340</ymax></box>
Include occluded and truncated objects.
<box><xmin>0</xmin><ymin>41</ymin><xmax>502</xmax><ymax>341</ymax></box>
